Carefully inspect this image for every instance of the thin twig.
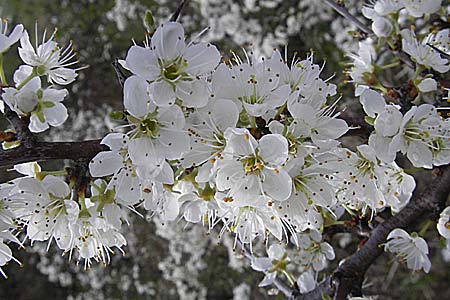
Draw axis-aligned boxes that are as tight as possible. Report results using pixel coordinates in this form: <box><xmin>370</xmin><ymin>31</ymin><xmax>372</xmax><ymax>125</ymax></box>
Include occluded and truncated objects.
<box><xmin>324</xmin><ymin>0</ymin><xmax>415</xmax><ymax>69</ymax></box>
<box><xmin>170</xmin><ymin>0</ymin><xmax>187</xmax><ymax>22</ymax></box>
<box><xmin>323</xmin><ymin>0</ymin><xmax>371</xmax><ymax>34</ymax></box>
<box><xmin>112</xmin><ymin>58</ymin><xmax>127</xmax><ymax>87</ymax></box>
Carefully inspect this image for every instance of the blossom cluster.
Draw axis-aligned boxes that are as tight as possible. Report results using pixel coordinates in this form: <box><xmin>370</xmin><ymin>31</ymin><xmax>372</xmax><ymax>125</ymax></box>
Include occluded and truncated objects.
<box><xmin>0</xmin><ymin>19</ymin><xmax>82</xmax><ymax>133</ymax></box>
<box><xmin>0</xmin><ymin>0</ymin><xmax>449</xmax><ymax>294</ymax></box>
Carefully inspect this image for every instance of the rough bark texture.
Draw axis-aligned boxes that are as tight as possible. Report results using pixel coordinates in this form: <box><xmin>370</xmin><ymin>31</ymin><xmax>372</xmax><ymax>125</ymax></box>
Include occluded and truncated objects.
<box><xmin>0</xmin><ymin>140</ymin><xmax>107</xmax><ymax>168</ymax></box>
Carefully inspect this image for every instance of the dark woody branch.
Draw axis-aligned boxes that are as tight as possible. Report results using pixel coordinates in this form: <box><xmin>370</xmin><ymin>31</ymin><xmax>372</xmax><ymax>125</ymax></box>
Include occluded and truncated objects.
<box><xmin>289</xmin><ymin>164</ymin><xmax>450</xmax><ymax>300</ymax></box>
<box><xmin>0</xmin><ymin>140</ymin><xmax>108</xmax><ymax>169</ymax></box>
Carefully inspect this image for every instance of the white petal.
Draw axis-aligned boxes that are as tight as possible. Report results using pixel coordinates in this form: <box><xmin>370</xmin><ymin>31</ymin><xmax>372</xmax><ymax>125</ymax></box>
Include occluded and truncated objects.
<box><xmin>42</xmin><ymin>88</ymin><xmax>68</xmax><ymax>103</ymax></box>
<box><xmin>125</xmin><ymin>45</ymin><xmax>159</xmax><ymax>81</ymax></box>
<box><xmin>128</xmin><ymin>138</ymin><xmax>162</xmax><ymax>166</ymax></box>
<box><xmin>124</xmin><ymin>75</ymin><xmax>154</xmax><ymax>118</ymax></box>
<box><xmin>175</xmin><ymin>79</ymin><xmax>209</xmax><ymax>108</ymax></box>
<box><xmin>216</xmin><ymin>160</ymin><xmax>244</xmax><ymax>191</ymax></box>
<box><xmin>417</xmin><ymin>78</ymin><xmax>437</xmax><ymax>93</ymax></box>
<box><xmin>101</xmin><ymin>133</ymin><xmax>128</xmax><ymax>151</ymax></box>
<box><xmin>162</xmin><ymin>194</ymin><xmax>180</xmax><ymax>221</ymax></box>
<box><xmin>258</xmin><ymin>134</ymin><xmax>288</xmax><ymax>166</ymax></box>
<box><xmin>374</xmin><ymin>105</ymin><xmax>403</xmax><ymax>137</ymax></box>
<box><xmin>157</xmin><ymin>105</ymin><xmax>186</xmax><ymax>129</ymax></box>
<box><xmin>251</xmin><ymin>257</ymin><xmax>272</xmax><ymax>272</ymax></box>
<box><xmin>224</xmin><ymin>127</ymin><xmax>257</xmax><ymax>157</ymax></box>
<box><xmin>89</xmin><ymin>151</ymin><xmax>123</xmax><ymax>177</ymax></box>
<box><xmin>157</xmin><ymin>129</ymin><xmax>190</xmax><ymax>160</ymax></box>
<box><xmin>297</xmin><ymin>272</ymin><xmax>316</xmax><ymax>294</ymax></box>
<box><xmin>29</xmin><ymin>113</ymin><xmax>49</xmax><ymax>133</ymax></box>
<box><xmin>262</xmin><ymin>168</ymin><xmax>292</xmax><ymax>202</ymax></box>
<box><xmin>406</xmin><ymin>142</ymin><xmax>433</xmax><ymax>169</ymax></box>
<box><xmin>43</xmin><ymin>103</ymin><xmax>68</xmax><ymax>127</ymax></box>
<box><xmin>151</xmin><ymin>22</ymin><xmax>185</xmax><ymax>61</ymax></box>
<box><xmin>149</xmin><ymin>80</ymin><xmax>177</xmax><ymax>107</ymax></box>
<box><xmin>14</xmin><ymin>162</ymin><xmax>41</xmax><ymax>176</ymax></box>
<box><xmin>183</xmin><ymin>42</ymin><xmax>221</xmax><ymax>75</ymax></box>
<box><xmin>358</xmin><ymin>87</ymin><xmax>386</xmax><ymax>117</ymax></box>
<box><xmin>258</xmin><ymin>273</ymin><xmax>277</xmax><ymax>287</ymax></box>
<box><xmin>268</xmin><ymin>243</ymin><xmax>285</xmax><ymax>260</ymax></box>
<box><xmin>210</xmin><ymin>99</ymin><xmax>239</xmax><ymax>132</ymax></box>
<box><xmin>42</xmin><ymin>175</ymin><xmax>70</xmax><ymax>198</ymax></box>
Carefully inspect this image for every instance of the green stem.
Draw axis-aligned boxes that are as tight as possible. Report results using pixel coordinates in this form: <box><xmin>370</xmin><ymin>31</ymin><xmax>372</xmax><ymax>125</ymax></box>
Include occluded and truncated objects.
<box><xmin>0</xmin><ymin>53</ymin><xmax>7</xmax><ymax>85</ymax></box>
<box><xmin>16</xmin><ymin>68</ymin><xmax>37</xmax><ymax>90</ymax></box>
<box><xmin>413</xmin><ymin>65</ymin><xmax>424</xmax><ymax>80</ymax></box>
<box><xmin>249</xmin><ymin>116</ymin><xmax>257</xmax><ymax>129</ymax></box>
<box><xmin>418</xmin><ymin>220</ymin><xmax>433</xmax><ymax>236</ymax></box>
<box><xmin>36</xmin><ymin>170</ymin><xmax>67</xmax><ymax>180</ymax></box>
<box><xmin>378</xmin><ymin>61</ymin><xmax>401</xmax><ymax>70</ymax></box>
<box><xmin>324</xmin><ymin>220</ymin><xmax>347</xmax><ymax>227</ymax></box>
<box><xmin>282</xmin><ymin>270</ymin><xmax>296</xmax><ymax>286</ymax></box>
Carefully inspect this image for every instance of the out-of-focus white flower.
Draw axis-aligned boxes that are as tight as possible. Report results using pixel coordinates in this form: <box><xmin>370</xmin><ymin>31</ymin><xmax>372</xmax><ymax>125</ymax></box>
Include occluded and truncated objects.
<box><xmin>362</xmin><ymin>7</ymin><xmax>393</xmax><ymax>37</ymax></box>
<box><xmin>385</xmin><ymin>228</ymin><xmax>431</xmax><ymax>273</ymax></box>
<box><xmin>297</xmin><ymin>271</ymin><xmax>316</xmax><ymax>294</ymax></box>
<box><xmin>293</xmin><ymin>229</ymin><xmax>335</xmax><ymax>272</ymax></box>
<box><xmin>401</xmin><ymin>0</ymin><xmax>442</xmax><ymax>17</ymax></box>
<box><xmin>251</xmin><ymin>243</ymin><xmax>288</xmax><ymax>287</ymax></box>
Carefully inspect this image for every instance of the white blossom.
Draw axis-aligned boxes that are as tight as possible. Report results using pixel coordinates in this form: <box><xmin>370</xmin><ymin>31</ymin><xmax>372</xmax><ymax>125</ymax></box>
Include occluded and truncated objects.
<box><xmin>19</xmin><ymin>27</ymin><xmax>79</xmax><ymax>85</ymax></box>
<box><xmin>385</xmin><ymin>228</ymin><xmax>431</xmax><ymax>273</ymax></box>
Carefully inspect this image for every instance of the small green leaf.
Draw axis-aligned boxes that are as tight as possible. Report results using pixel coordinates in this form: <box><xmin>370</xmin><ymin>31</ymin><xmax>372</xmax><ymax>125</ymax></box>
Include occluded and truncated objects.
<box><xmin>364</xmin><ymin>116</ymin><xmax>375</xmax><ymax>126</ymax></box>
<box><xmin>321</xmin><ymin>293</ymin><xmax>332</xmax><ymax>300</ymax></box>
<box><xmin>143</xmin><ymin>10</ymin><xmax>156</xmax><ymax>33</ymax></box>
<box><xmin>2</xmin><ymin>140</ymin><xmax>21</xmax><ymax>150</ymax></box>
<box><xmin>109</xmin><ymin>110</ymin><xmax>126</xmax><ymax>120</ymax></box>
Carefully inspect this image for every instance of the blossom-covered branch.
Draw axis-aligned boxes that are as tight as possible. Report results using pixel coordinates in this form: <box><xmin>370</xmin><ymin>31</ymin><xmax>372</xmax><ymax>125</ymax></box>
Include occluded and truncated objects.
<box><xmin>1</xmin><ymin>2</ymin><xmax>449</xmax><ymax>298</ymax></box>
<box><xmin>291</xmin><ymin>164</ymin><xmax>450</xmax><ymax>300</ymax></box>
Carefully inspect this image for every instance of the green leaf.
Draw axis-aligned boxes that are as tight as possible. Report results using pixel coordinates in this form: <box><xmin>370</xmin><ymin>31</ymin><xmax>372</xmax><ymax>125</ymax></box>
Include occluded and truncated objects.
<box><xmin>364</xmin><ymin>116</ymin><xmax>375</xmax><ymax>126</ymax></box>
<box><xmin>321</xmin><ymin>293</ymin><xmax>332</xmax><ymax>300</ymax></box>
<box><xmin>2</xmin><ymin>140</ymin><xmax>21</xmax><ymax>150</ymax></box>
<box><xmin>143</xmin><ymin>10</ymin><xmax>156</xmax><ymax>33</ymax></box>
<box><xmin>109</xmin><ymin>110</ymin><xmax>126</xmax><ymax>120</ymax></box>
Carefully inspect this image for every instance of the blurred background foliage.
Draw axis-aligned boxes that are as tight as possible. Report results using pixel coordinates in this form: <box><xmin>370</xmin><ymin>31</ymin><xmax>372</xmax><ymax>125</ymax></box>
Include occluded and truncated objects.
<box><xmin>0</xmin><ymin>1</ymin><xmax>449</xmax><ymax>300</ymax></box>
